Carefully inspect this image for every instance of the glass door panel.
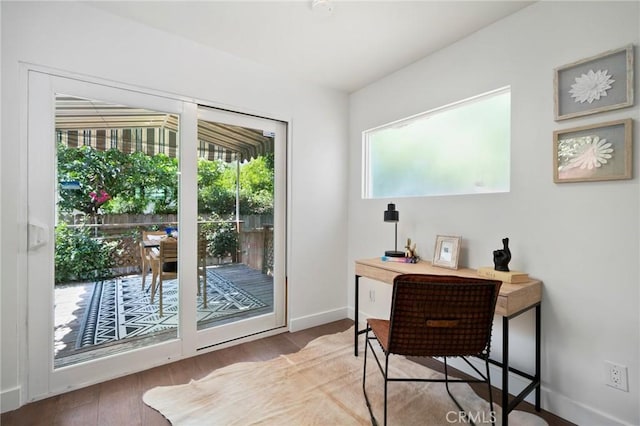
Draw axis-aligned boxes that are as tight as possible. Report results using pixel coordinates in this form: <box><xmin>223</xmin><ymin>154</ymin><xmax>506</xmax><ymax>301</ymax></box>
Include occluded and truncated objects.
<box><xmin>195</xmin><ymin>106</ymin><xmax>286</xmax><ymax>344</ymax></box>
<box><xmin>54</xmin><ymin>94</ymin><xmax>179</xmax><ymax>368</ymax></box>
<box><xmin>54</xmin><ymin>95</ymin><xmax>182</xmax><ymax>368</ymax></box>
<box><xmin>28</xmin><ymin>71</ymin><xmax>185</xmax><ymax>400</ymax></box>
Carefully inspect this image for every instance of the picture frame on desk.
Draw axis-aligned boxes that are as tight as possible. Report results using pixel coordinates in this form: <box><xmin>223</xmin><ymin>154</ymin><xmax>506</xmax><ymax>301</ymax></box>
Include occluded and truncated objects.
<box><xmin>432</xmin><ymin>235</ymin><xmax>461</xmax><ymax>269</ymax></box>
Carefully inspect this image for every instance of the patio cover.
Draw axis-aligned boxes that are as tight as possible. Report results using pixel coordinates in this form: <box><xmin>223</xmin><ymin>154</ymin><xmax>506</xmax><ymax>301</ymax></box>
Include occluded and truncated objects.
<box><xmin>55</xmin><ymin>96</ymin><xmax>274</xmax><ymax>162</ymax></box>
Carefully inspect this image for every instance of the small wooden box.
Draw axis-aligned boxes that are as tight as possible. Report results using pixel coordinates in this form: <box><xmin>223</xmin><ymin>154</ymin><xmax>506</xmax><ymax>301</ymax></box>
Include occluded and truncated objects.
<box><xmin>476</xmin><ymin>267</ymin><xmax>529</xmax><ymax>283</ymax></box>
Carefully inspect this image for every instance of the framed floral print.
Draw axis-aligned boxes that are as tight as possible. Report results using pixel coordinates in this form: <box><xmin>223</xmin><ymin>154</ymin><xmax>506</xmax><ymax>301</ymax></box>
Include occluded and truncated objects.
<box><xmin>553</xmin><ymin>118</ymin><xmax>632</xmax><ymax>183</ymax></box>
<box><xmin>554</xmin><ymin>45</ymin><xmax>634</xmax><ymax>121</ymax></box>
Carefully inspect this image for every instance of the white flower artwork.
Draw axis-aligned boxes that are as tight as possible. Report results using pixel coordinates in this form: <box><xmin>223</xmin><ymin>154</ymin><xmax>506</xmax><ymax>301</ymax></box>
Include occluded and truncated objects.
<box><xmin>559</xmin><ymin>135</ymin><xmax>613</xmax><ymax>171</ymax></box>
<box><xmin>569</xmin><ymin>69</ymin><xmax>615</xmax><ymax>104</ymax></box>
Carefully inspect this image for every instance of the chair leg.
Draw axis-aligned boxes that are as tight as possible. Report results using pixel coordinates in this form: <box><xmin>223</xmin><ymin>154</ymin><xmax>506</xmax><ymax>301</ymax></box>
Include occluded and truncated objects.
<box><xmin>383</xmin><ymin>354</ymin><xmax>389</xmax><ymax>426</ymax></box>
<box><xmin>141</xmin><ymin>258</ymin><xmax>146</xmax><ymax>290</ymax></box>
<box><xmin>444</xmin><ymin>357</ymin><xmax>474</xmax><ymax>424</ymax></box>
<box><xmin>150</xmin><ymin>276</ymin><xmax>156</xmax><ymax>303</ymax></box>
<box><xmin>445</xmin><ymin>357</ymin><xmax>496</xmax><ymax>426</ymax></box>
<box><xmin>362</xmin><ymin>328</ymin><xmax>379</xmax><ymax>426</ymax></box>
<box><xmin>150</xmin><ymin>262</ymin><xmax>158</xmax><ymax>303</ymax></box>
<box><xmin>202</xmin><ymin>272</ymin><xmax>207</xmax><ymax>309</ymax></box>
<box><xmin>158</xmin><ymin>277</ymin><xmax>163</xmax><ymax>317</ymax></box>
<box><xmin>484</xmin><ymin>358</ymin><xmax>496</xmax><ymax>426</ymax></box>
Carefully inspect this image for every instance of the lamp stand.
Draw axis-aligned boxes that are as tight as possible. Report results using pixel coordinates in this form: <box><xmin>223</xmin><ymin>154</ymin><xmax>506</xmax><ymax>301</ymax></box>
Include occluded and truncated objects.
<box><xmin>385</xmin><ymin>222</ymin><xmax>405</xmax><ymax>257</ymax></box>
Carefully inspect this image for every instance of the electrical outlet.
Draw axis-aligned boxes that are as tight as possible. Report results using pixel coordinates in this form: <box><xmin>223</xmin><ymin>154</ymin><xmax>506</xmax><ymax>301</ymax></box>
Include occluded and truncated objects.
<box><xmin>369</xmin><ymin>289</ymin><xmax>375</xmax><ymax>302</ymax></box>
<box><xmin>605</xmin><ymin>361</ymin><xmax>628</xmax><ymax>392</ymax></box>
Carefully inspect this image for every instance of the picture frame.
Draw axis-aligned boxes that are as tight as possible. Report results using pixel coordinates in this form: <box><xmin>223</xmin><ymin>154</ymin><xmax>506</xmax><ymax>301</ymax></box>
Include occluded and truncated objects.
<box><xmin>432</xmin><ymin>235</ymin><xmax>461</xmax><ymax>269</ymax></box>
<box><xmin>554</xmin><ymin>44</ymin><xmax>634</xmax><ymax>121</ymax></box>
<box><xmin>553</xmin><ymin>118</ymin><xmax>632</xmax><ymax>183</ymax></box>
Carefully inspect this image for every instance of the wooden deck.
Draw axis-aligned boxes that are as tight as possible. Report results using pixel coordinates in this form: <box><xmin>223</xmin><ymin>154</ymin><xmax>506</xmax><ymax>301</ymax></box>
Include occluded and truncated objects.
<box><xmin>54</xmin><ymin>263</ymin><xmax>274</xmax><ymax>368</ymax></box>
<box><xmin>198</xmin><ymin>263</ymin><xmax>274</xmax><ymax>329</ymax></box>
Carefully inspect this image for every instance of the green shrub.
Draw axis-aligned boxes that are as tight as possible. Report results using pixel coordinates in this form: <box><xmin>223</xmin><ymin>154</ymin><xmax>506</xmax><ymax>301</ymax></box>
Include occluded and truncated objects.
<box><xmin>200</xmin><ymin>216</ymin><xmax>239</xmax><ymax>259</ymax></box>
<box><xmin>55</xmin><ymin>223</ymin><xmax>117</xmax><ymax>284</ymax></box>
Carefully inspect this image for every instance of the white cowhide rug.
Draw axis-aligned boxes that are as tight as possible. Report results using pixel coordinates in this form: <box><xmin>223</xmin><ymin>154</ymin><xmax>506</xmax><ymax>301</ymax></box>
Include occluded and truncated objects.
<box><xmin>143</xmin><ymin>327</ymin><xmax>547</xmax><ymax>425</ymax></box>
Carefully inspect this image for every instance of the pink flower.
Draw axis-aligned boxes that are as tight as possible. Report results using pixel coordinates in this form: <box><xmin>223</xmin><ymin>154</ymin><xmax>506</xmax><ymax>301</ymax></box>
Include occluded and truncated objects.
<box><xmin>90</xmin><ymin>190</ymin><xmax>111</xmax><ymax>205</ymax></box>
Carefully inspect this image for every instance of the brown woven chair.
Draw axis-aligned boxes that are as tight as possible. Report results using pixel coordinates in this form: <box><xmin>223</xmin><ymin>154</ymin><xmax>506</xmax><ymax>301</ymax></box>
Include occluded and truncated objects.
<box><xmin>362</xmin><ymin>273</ymin><xmax>502</xmax><ymax>426</ymax></box>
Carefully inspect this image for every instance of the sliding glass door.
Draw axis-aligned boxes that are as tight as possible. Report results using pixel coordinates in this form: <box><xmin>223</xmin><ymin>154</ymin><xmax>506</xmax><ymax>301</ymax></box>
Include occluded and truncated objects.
<box><xmin>26</xmin><ymin>70</ymin><xmax>287</xmax><ymax>401</ymax></box>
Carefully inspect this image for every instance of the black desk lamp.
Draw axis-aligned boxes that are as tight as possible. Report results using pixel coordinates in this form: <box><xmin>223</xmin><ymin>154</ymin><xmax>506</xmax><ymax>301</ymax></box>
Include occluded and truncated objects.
<box><xmin>384</xmin><ymin>203</ymin><xmax>404</xmax><ymax>257</ymax></box>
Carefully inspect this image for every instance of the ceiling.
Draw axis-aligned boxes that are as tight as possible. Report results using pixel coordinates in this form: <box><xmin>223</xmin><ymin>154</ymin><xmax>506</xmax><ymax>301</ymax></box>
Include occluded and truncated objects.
<box><xmin>89</xmin><ymin>1</ymin><xmax>534</xmax><ymax>93</ymax></box>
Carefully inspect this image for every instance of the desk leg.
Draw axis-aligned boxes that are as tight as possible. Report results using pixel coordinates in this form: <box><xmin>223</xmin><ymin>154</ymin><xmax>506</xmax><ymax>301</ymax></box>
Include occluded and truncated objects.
<box><xmin>354</xmin><ymin>274</ymin><xmax>360</xmax><ymax>357</ymax></box>
<box><xmin>535</xmin><ymin>304</ymin><xmax>541</xmax><ymax>411</ymax></box>
<box><xmin>502</xmin><ymin>315</ymin><xmax>509</xmax><ymax>426</ymax></box>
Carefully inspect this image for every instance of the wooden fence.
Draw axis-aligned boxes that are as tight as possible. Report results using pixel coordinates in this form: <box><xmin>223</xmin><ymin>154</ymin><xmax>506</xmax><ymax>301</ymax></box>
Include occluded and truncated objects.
<box><xmin>64</xmin><ymin>214</ymin><xmax>273</xmax><ymax>276</ymax></box>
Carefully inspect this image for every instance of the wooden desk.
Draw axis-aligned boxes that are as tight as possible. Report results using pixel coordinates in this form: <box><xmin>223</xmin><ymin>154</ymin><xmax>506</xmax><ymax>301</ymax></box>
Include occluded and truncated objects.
<box><xmin>354</xmin><ymin>258</ymin><xmax>542</xmax><ymax>426</ymax></box>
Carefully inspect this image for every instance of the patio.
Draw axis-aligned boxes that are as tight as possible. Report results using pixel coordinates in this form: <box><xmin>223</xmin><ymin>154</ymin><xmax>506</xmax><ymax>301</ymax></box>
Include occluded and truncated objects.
<box><xmin>54</xmin><ymin>262</ymin><xmax>274</xmax><ymax>368</ymax></box>
<box><xmin>52</xmin><ymin>94</ymin><xmax>277</xmax><ymax>368</ymax></box>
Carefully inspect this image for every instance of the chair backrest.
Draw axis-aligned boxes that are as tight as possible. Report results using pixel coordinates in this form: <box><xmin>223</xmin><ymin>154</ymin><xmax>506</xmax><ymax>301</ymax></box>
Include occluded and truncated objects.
<box><xmin>387</xmin><ymin>274</ymin><xmax>502</xmax><ymax>358</ymax></box>
<box><xmin>159</xmin><ymin>238</ymin><xmax>178</xmax><ymax>263</ymax></box>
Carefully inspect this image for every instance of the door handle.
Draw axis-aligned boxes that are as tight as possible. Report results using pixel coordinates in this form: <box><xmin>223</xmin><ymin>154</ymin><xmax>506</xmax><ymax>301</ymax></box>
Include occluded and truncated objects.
<box><xmin>28</xmin><ymin>221</ymin><xmax>49</xmax><ymax>250</ymax></box>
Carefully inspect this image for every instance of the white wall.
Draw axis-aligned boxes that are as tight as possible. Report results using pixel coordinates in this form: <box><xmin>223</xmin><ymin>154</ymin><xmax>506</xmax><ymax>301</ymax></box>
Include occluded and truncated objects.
<box><xmin>348</xmin><ymin>2</ymin><xmax>639</xmax><ymax>425</ymax></box>
<box><xmin>1</xmin><ymin>1</ymin><xmax>349</xmax><ymax>410</ymax></box>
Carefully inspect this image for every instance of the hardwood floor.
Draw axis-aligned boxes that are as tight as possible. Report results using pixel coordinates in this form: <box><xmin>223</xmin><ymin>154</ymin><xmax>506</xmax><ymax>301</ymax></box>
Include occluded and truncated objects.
<box><xmin>2</xmin><ymin>319</ymin><xmax>574</xmax><ymax>426</ymax></box>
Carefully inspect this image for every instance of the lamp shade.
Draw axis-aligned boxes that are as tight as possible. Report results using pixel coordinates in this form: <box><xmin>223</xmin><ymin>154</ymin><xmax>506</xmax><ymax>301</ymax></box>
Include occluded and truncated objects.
<box><xmin>384</xmin><ymin>203</ymin><xmax>399</xmax><ymax>222</ymax></box>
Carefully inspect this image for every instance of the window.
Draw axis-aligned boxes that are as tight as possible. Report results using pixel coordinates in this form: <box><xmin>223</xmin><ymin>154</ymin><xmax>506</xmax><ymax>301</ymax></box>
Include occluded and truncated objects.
<box><xmin>363</xmin><ymin>87</ymin><xmax>510</xmax><ymax>199</ymax></box>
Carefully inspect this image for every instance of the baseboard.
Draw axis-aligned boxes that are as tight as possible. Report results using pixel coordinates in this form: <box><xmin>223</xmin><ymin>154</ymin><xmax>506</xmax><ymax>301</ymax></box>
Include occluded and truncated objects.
<box><xmin>1</xmin><ymin>386</ymin><xmax>21</xmax><ymax>414</ymax></box>
<box><xmin>349</xmin><ymin>306</ymin><xmax>375</xmax><ymax>330</ymax></box>
<box><xmin>541</xmin><ymin>391</ymin><xmax>632</xmax><ymax>426</ymax></box>
<box><xmin>289</xmin><ymin>307</ymin><xmax>348</xmax><ymax>332</ymax></box>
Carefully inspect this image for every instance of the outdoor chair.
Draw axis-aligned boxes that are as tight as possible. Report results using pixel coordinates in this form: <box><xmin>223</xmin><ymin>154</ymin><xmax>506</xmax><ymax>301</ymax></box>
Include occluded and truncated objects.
<box><xmin>140</xmin><ymin>230</ymin><xmax>166</xmax><ymax>291</ymax></box>
<box><xmin>362</xmin><ymin>273</ymin><xmax>502</xmax><ymax>426</ymax></box>
<box><xmin>150</xmin><ymin>237</ymin><xmax>178</xmax><ymax>316</ymax></box>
